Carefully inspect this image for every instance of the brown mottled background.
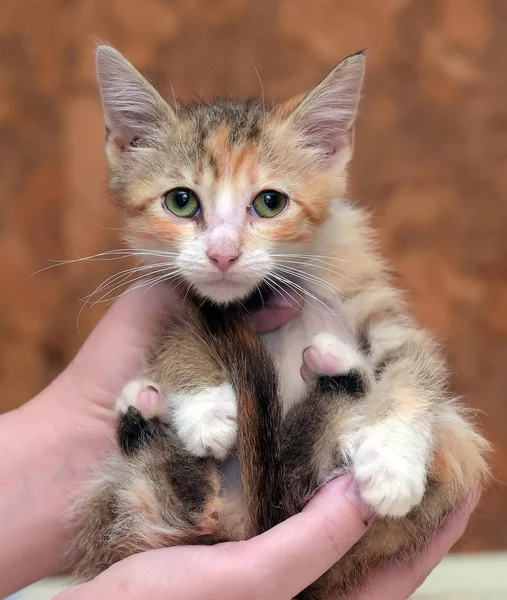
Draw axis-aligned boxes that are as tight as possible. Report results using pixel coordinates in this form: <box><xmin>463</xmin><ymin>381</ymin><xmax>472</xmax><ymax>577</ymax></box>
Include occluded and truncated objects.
<box><xmin>0</xmin><ymin>0</ymin><xmax>506</xmax><ymax>552</ymax></box>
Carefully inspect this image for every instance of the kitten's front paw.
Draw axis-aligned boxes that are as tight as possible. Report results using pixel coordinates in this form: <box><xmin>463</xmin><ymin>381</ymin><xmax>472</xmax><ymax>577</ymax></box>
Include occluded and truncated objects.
<box><xmin>116</xmin><ymin>379</ymin><xmax>166</xmax><ymax>420</ymax></box>
<box><xmin>173</xmin><ymin>383</ymin><xmax>237</xmax><ymax>461</ymax></box>
<box><xmin>301</xmin><ymin>332</ymin><xmax>362</xmax><ymax>382</ymax></box>
<box><xmin>351</xmin><ymin>423</ymin><xmax>427</xmax><ymax>517</ymax></box>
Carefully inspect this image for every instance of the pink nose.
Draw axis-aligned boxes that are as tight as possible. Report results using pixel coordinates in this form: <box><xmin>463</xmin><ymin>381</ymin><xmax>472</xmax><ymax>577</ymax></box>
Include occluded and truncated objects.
<box><xmin>207</xmin><ymin>251</ymin><xmax>240</xmax><ymax>272</ymax></box>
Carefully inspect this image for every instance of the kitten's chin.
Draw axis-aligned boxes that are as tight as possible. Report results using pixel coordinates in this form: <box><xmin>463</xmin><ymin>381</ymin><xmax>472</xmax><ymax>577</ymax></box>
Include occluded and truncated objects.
<box><xmin>193</xmin><ymin>280</ymin><xmax>257</xmax><ymax>304</ymax></box>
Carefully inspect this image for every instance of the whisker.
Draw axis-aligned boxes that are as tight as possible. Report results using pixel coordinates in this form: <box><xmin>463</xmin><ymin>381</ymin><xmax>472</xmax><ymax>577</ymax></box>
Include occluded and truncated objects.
<box><xmin>135</xmin><ymin>272</ymin><xmax>185</xmax><ymax>300</ymax></box>
<box><xmin>199</xmin><ymin>55</ymin><xmax>222</xmax><ymax>104</ymax></box>
<box><xmin>81</xmin><ymin>272</ymin><xmax>183</xmax><ymax>326</ymax></box>
<box><xmin>254</xmin><ymin>283</ymin><xmax>266</xmax><ymax>311</ymax></box>
<box><xmin>84</xmin><ymin>264</ymin><xmax>173</xmax><ymax>299</ymax></box>
<box><xmin>272</xmin><ymin>253</ymin><xmax>349</xmax><ymax>263</ymax></box>
<box><xmin>23</xmin><ymin>248</ymin><xmax>181</xmax><ymax>282</ymax></box>
<box><xmin>182</xmin><ymin>280</ymin><xmax>194</xmax><ymax>306</ymax></box>
<box><xmin>276</xmin><ymin>265</ymin><xmax>345</xmax><ymax>299</ymax></box>
<box><xmin>277</xmin><ymin>259</ymin><xmax>346</xmax><ymax>277</ymax></box>
<box><xmin>274</xmin><ymin>255</ymin><xmax>363</xmax><ymax>292</ymax></box>
<box><xmin>265</xmin><ymin>275</ymin><xmax>307</xmax><ymax>310</ymax></box>
<box><xmin>264</xmin><ymin>276</ymin><xmax>304</xmax><ymax>312</ymax></box>
<box><xmin>87</xmin><ymin>261</ymin><xmax>178</xmax><ymax>299</ymax></box>
<box><xmin>253</xmin><ymin>61</ymin><xmax>266</xmax><ymax>147</ymax></box>
<box><xmin>86</xmin><ymin>266</ymin><xmax>181</xmax><ymax>305</ymax></box>
<box><xmin>271</xmin><ymin>273</ymin><xmax>335</xmax><ymax>316</ymax></box>
<box><xmin>77</xmin><ymin>275</ymin><xmax>179</xmax><ymax>339</ymax></box>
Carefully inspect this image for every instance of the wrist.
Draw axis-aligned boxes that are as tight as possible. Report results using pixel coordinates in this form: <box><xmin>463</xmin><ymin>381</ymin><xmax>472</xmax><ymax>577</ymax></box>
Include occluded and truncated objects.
<box><xmin>0</xmin><ymin>378</ymin><xmax>113</xmax><ymax>595</ymax></box>
<box><xmin>0</xmin><ymin>394</ymin><xmax>68</xmax><ymax>594</ymax></box>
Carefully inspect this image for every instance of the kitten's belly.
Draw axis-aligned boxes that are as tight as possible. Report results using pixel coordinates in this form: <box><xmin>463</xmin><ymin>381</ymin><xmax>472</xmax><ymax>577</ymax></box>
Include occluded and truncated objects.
<box><xmin>262</xmin><ymin>299</ymin><xmax>356</xmax><ymax>411</ymax></box>
<box><xmin>220</xmin><ymin>299</ymin><xmax>356</xmax><ymax>496</ymax></box>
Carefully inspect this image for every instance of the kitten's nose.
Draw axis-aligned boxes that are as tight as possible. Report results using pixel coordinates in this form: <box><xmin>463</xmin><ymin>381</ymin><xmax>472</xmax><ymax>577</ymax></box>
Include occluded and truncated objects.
<box><xmin>207</xmin><ymin>251</ymin><xmax>240</xmax><ymax>272</ymax></box>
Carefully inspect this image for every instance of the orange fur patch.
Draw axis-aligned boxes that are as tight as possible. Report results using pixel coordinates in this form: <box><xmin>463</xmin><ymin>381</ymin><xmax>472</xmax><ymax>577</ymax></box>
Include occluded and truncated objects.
<box><xmin>268</xmin><ymin>217</ymin><xmax>312</xmax><ymax>243</ymax></box>
<box><xmin>141</xmin><ymin>217</ymin><xmax>188</xmax><ymax>242</ymax></box>
<box><xmin>290</xmin><ymin>194</ymin><xmax>329</xmax><ymax>226</ymax></box>
<box><xmin>206</xmin><ymin>123</ymin><xmax>232</xmax><ymax>179</ymax></box>
<box><xmin>232</xmin><ymin>142</ymin><xmax>259</xmax><ymax>183</ymax></box>
<box><xmin>119</xmin><ymin>196</ymin><xmax>157</xmax><ymax>217</ymax></box>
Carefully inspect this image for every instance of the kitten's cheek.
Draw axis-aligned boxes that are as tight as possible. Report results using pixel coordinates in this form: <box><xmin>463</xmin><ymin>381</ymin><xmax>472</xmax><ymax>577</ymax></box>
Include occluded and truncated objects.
<box><xmin>250</xmin><ymin>304</ymin><xmax>301</xmax><ymax>333</ymax></box>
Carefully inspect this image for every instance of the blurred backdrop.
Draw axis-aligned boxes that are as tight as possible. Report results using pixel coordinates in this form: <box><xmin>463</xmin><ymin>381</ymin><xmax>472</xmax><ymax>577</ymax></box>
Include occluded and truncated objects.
<box><xmin>0</xmin><ymin>0</ymin><xmax>506</xmax><ymax>553</ymax></box>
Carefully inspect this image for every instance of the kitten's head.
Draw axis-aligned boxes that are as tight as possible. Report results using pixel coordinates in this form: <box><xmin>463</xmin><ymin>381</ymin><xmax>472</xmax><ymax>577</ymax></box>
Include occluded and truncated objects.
<box><xmin>96</xmin><ymin>46</ymin><xmax>365</xmax><ymax>303</ymax></box>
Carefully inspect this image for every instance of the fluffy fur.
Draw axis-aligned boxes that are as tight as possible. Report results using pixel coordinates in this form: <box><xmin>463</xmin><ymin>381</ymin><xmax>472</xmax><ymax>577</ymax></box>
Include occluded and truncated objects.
<box><xmin>70</xmin><ymin>47</ymin><xmax>489</xmax><ymax>598</ymax></box>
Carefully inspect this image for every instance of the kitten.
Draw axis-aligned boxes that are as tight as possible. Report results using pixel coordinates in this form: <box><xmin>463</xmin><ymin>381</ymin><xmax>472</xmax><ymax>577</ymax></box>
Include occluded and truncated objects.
<box><xmin>70</xmin><ymin>47</ymin><xmax>489</xmax><ymax>597</ymax></box>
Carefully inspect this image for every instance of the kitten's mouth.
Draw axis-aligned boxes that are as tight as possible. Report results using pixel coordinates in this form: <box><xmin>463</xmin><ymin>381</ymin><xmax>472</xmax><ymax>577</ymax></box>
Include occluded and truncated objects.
<box><xmin>191</xmin><ymin>268</ymin><xmax>303</xmax><ymax>308</ymax></box>
<box><xmin>189</xmin><ymin>266</ymin><xmax>270</xmax><ymax>304</ymax></box>
<box><xmin>192</xmin><ymin>276</ymin><xmax>302</xmax><ymax>318</ymax></box>
<box><xmin>193</xmin><ymin>277</ymin><xmax>257</xmax><ymax>304</ymax></box>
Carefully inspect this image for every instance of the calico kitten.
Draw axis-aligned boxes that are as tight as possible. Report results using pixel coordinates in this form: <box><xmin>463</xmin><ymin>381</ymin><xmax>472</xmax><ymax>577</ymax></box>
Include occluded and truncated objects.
<box><xmin>71</xmin><ymin>47</ymin><xmax>489</xmax><ymax>597</ymax></box>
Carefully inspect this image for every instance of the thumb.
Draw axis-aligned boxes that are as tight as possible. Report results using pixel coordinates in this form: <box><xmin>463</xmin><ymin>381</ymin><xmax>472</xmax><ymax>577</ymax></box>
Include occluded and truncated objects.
<box><xmin>245</xmin><ymin>474</ymin><xmax>375</xmax><ymax>599</ymax></box>
<box><xmin>64</xmin><ymin>283</ymin><xmax>178</xmax><ymax>403</ymax></box>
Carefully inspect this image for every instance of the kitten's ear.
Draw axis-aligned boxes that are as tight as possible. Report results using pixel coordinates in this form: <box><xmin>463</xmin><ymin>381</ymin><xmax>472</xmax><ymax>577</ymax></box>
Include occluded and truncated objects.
<box><xmin>288</xmin><ymin>50</ymin><xmax>365</xmax><ymax>168</ymax></box>
<box><xmin>95</xmin><ymin>46</ymin><xmax>174</xmax><ymax>151</ymax></box>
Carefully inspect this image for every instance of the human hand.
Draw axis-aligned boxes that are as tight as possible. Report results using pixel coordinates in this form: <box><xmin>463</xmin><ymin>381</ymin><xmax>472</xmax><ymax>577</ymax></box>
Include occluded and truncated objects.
<box><xmin>0</xmin><ymin>283</ymin><xmax>299</xmax><ymax>596</ymax></box>
<box><xmin>56</xmin><ymin>477</ymin><xmax>479</xmax><ymax>600</ymax></box>
<box><xmin>347</xmin><ymin>492</ymin><xmax>480</xmax><ymax>600</ymax></box>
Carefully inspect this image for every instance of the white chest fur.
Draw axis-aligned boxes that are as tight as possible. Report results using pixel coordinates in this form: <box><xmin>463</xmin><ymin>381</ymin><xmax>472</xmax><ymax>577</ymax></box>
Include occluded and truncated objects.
<box><xmin>262</xmin><ymin>293</ymin><xmax>357</xmax><ymax>411</ymax></box>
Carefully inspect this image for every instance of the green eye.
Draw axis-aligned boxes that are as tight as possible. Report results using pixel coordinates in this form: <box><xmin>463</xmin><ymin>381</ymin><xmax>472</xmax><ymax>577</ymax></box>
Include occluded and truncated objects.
<box><xmin>251</xmin><ymin>190</ymin><xmax>288</xmax><ymax>218</ymax></box>
<box><xmin>163</xmin><ymin>188</ymin><xmax>200</xmax><ymax>218</ymax></box>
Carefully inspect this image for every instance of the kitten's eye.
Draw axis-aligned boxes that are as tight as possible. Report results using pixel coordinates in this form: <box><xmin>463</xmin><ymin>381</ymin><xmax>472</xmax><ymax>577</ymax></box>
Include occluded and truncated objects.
<box><xmin>251</xmin><ymin>190</ymin><xmax>288</xmax><ymax>218</ymax></box>
<box><xmin>163</xmin><ymin>188</ymin><xmax>200</xmax><ymax>218</ymax></box>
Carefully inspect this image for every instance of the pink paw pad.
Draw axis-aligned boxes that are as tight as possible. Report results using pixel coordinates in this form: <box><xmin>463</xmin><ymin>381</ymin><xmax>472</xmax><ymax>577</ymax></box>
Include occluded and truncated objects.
<box><xmin>137</xmin><ymin>386</ymin><xmax>163</xmax><ymax>418</ymax></box>
<box><xmin>301</xmin><ymin>346</ymin><xmax>344</xmax><ymax>383</ymax></box>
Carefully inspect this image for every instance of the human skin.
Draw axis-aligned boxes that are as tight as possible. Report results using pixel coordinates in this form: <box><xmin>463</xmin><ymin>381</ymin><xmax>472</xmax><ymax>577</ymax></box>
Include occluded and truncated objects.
<box><xmin>0</xmin><ymin>286</ymin><xmax>477</xmax><ymax>599</ymax></box>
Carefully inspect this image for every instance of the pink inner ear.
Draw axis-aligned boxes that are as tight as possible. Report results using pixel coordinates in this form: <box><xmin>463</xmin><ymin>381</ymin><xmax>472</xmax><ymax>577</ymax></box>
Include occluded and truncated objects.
<box><xmin>292</xmin><ymin>54</ymin><xmax>364</xmax><ymax>166</ymax></box>
<box><xmin>303</xmin><ymin>117</ymin><xmax>350</xmax><ymax>158</ymax></box>
<box><xmin>298</xmin><ymin>107</ymin><xmax>353</xmax><ymax>167</ymax></box>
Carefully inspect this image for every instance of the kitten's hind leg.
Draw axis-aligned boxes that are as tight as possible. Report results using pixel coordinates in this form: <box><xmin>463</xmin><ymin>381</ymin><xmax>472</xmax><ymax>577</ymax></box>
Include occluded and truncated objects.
<box><xmin>116</xmin><ymin>379</ymin><xmax>169</xmax><ymax>455</ymax></box>
<box><xmin>116</xmin><ymin>379</ymin><xmax>168</xmax><ymax>420</ymax></box>
<box><xmin>281</xmin><ymin>336</ymin><xmax>373</xmax><ymax>509</ymax></box>
<box><xmin>299</xmin><ymin>332</ymin><xmax>426</xmax><ymax>517</ymax></box>
<box><xmin>301</xmin><ymin>332</ymin><xmax>371</xmax><ymax>396</ymax></box>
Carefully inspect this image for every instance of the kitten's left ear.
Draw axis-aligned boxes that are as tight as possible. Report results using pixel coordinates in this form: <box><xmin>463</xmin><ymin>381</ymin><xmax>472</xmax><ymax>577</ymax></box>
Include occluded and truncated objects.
<box><xmin>288</xmin><ymin>50</ymin><xmax>365</xmax><ymax>169</ymax></box>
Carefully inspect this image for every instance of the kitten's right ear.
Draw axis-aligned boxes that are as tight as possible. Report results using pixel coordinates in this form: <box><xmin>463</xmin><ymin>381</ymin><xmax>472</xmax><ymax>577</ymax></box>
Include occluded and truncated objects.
<box><xmin>95</xmin><ymin>46</ymin><xmax>174</xmax><ymax>151</ymax></box>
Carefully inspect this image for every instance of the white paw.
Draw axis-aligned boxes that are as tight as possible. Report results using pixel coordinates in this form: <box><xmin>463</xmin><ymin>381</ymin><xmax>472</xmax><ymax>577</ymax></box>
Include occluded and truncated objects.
<box><xmin>301</xmin><ymin>332</ymin><xmax>363</xmax><ymax>382</ymax></box>
<box><xmin>351</xmin><ymin>423</ymin><xmax>427</xmax><ymax>517</ymax></box>
<box><xmin>172</xmin><ymin>383</ymin><xmax>237</xmax><ymax>461</ymax></box>
<box><xmin>116</xmin><ymin>379</ymin><xmax>166</xmax><ymax>420</ymax></box>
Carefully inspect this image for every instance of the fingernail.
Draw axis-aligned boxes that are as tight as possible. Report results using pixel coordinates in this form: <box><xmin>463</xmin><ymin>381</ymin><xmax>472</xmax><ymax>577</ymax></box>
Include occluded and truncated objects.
<box><xmin>345</xmin><ymin>478</ymin><xmax>376</xmax><ymax>524</ymax></box>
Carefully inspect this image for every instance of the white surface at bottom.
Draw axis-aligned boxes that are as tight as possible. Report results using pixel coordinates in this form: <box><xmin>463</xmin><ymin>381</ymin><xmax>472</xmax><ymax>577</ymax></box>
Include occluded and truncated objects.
<box><xmin>6</xmin><ymin>553</ymin><xmax>507</xmax><ymax>599</ymax></box>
